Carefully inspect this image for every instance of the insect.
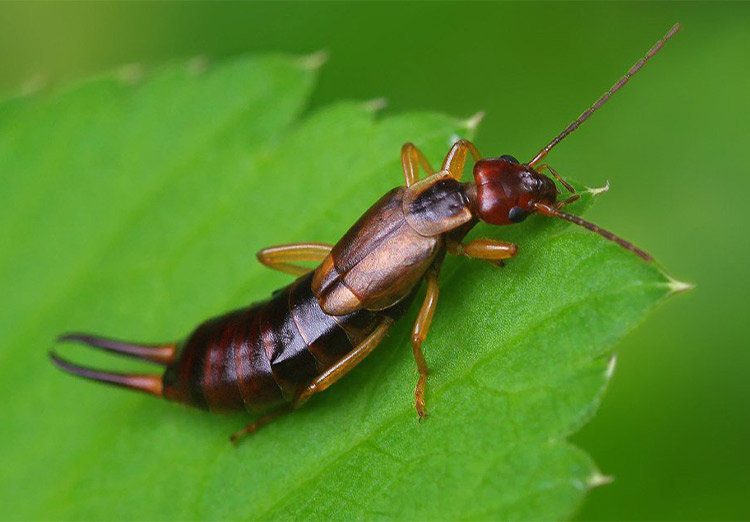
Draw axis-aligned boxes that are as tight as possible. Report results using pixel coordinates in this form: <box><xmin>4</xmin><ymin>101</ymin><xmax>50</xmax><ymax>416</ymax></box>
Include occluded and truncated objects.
<box><xmin>51</xmin><ymin>24</ymin><xmax>679</xmax><ymax>443</ymax></box>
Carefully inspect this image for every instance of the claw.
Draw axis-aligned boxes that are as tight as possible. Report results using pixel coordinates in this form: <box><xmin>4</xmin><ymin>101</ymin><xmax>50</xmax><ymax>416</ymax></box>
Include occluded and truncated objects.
<box><xmin>57</xmin><ymin>333</ymin><xmax>177</xmax><ymax>365</ymax></box>
<box><xmin>50</xmin><ymin>351</ymin><xmax>163</xmax><ymax>397</ymax></box>
<box><xmin>414</xmin><ymin>375</ymin><xmax>429</xmax><ymax>420</ymax></box>
<box><xmin>51</xmin><ymin>333</ymin><xmax>177</xmax><ymax>397</ymax></box>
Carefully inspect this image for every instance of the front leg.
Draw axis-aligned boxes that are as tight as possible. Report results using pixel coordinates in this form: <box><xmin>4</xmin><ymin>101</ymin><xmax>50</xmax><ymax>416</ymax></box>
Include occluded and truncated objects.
<box><xmin>448</xmin><ymin>238</ymin><xmax>518</xmax><ymax>266</ymax></box>
<box><xmin>442</xmin><ymin>139</ymin><xmax>482</xmax><ymax>181</ymax></box>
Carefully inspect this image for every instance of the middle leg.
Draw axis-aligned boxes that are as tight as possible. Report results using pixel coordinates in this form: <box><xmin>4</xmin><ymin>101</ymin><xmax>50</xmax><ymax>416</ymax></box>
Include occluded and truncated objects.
<box><xmin>257</xmin><ymin>242</ymin><xmax>333</xmax><ymax>277</ymax></box>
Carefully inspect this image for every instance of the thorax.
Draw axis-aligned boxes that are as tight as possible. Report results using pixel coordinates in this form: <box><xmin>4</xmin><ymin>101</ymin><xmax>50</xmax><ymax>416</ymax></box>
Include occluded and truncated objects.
<box><xmin>312</xmin><ymin>173</ymin><xmax>474</xmax><ymax>315</ymax></box>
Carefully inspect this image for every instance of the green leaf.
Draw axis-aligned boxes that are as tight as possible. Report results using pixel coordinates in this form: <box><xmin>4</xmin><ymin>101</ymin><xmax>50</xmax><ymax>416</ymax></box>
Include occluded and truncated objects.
<box><xmin>0</xmin><ymin>54</ymin><xmax>679</xmax><ymax>521</ymax></box>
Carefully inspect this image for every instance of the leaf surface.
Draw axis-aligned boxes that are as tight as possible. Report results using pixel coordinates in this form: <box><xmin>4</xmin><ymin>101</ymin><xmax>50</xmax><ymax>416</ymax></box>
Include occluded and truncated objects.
<box><xmin>0</xmin><ymin>54</ymin><xmax>675</xmax><ymax>521</ymax></box>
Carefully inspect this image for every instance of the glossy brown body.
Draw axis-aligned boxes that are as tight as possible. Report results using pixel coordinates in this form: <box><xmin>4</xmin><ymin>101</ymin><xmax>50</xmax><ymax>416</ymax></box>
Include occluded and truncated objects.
<box><xmin>313</xmin><ymin>179</ymin><xmax>471</xmax><ymax>315</ymax></box>
<box><xmin>163</xmin><ymin>174</ymin><xmax>473</xmax><ymax>412</ymax></box>
<box><xmin>162</xmin><ymin>271</ymin><xmax>413</xmax><ymax>412</ymax></box>
<box><xmin>52</xmin><ymin>24</ymin><xmax>677</xmax><ymax>439</ymax></box>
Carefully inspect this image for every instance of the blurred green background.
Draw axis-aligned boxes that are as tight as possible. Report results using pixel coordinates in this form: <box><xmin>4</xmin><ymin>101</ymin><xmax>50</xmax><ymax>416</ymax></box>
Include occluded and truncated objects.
<box><xmin>0</xmin><ymin>2</ymin><xmax>747</xmax><ymax>520</ymax></box>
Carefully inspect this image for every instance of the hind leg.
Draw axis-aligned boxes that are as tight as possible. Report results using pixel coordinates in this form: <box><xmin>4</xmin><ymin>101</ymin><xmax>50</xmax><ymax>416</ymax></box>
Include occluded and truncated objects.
<box><xmin>294</xmin><ymin>318</ymin><xmax>394</xmax><ymax>405</ymax></box>
<box><xmin>229</xmin><ymin>319</ymin><xmax>394</xmax><ymax>445</ymax></box>
<box><xmin>229</xmin><ymin>405</ymin><xmax>294</xmax><ymax>444</ymax></box>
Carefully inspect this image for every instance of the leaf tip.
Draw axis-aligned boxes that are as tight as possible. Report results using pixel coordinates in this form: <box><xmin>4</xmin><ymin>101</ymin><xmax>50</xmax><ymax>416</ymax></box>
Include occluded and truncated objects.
<box><xmin>665</xmin><ymin>274</ymin><xmax>695</xmax><ymax>295</ymax></box>
<box><xmin>585</xmin><ymin>180</ymin><xmax>610</xmax><ymax>197</ymax></box>
<box><xmin>116</xmin><ymin>63</ymin><xmax>146</xmax><ymax>85</ymax></box>
<box><xmin>187</xmin><ymin>55</ymin><xmax>209</xmax><ymax>76</ymax></box>
<box><xmin>588</xmin><ymin>471</ymin><xmax>615</xmax><ymax>488</ymax></box>
<box><xmin>362</xmin><ymin>97</ymin><xmax>388</xmax><ymax>113</ymax></box>
<box><xmin>462</xmin><ymin>110</ymin><xmax>486</xmax><ymax>132</ymax></box>
<box><xmin>299</xmin><ymin>50</ymin><xmax>329</xmax><ymax>70</ymax></box>
<box><xmin>605</xmin><ymin>354</ymin><xmax>617</xmax><ymax>380</ymax></box>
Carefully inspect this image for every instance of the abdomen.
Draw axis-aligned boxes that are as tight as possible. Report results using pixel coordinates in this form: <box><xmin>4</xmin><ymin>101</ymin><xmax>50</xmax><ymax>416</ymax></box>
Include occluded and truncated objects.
<box><xmin>163</xmin><ymin>271</ymin><xmax>411</xmax><ymax>412</ymax></box>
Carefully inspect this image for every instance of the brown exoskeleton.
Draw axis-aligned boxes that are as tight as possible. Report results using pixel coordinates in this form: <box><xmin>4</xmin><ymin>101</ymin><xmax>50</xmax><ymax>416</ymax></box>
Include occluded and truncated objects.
<box><xmin>51</xmin><ymin>24</ymin><xmax>678</xmax><ymax>443</ymax></box>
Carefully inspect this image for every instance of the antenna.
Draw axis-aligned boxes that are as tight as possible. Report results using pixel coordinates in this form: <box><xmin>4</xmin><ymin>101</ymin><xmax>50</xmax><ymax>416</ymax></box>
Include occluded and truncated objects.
<box><xmin>532</xmin><ymin>202</ymin><xmax>653</xmax><ymax>261</ymax></box>
<box><xmin>528</xmin><ymin>23</ymin><xmax>681</xmax><ymax>167</ymax></box>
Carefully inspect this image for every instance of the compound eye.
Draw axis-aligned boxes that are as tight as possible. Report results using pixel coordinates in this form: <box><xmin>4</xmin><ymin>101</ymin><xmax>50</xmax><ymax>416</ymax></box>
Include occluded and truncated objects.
<box><xmin>500</xmin><ymin>154</ymin><xmax>519</xmax><ymax>164</ymax></box>
<box><xmin>508</xmin><ymin>206</ymin><xmax>529</xmax><ymax>223</ymax></box>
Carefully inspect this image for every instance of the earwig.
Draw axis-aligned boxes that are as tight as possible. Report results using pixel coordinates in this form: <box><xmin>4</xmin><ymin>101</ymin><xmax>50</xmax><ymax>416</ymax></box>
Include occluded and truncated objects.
<box><xmin>51</xmin><ymin>24</ymin><xmax>680</xmax><ymax>443</ymax></box>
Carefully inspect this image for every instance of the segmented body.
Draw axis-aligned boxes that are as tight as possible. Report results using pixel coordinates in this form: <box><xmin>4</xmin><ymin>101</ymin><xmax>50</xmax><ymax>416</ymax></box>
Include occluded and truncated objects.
<box><xmin>163</xmin><ymin>271</ymin><xmax>415</xmax><ymax>412</ymax></box>
<box><xmin>162</xmin><ymin>178</ymin><xmax>471</xmax><ymax>411</ymax></box>
<box><xmin>51</xmin><ymin>171</ymin><xmax>473</xmax><ymax>417</ymax></box>
<box><xmin>161</xmin><ymin>178</ymin><xmax>469</xmax><ymax>412</ymax></box>
<box><xmin>51</xmin><ymin>25</ymin><xmax>676</xmax><ymax>440</ymax></box>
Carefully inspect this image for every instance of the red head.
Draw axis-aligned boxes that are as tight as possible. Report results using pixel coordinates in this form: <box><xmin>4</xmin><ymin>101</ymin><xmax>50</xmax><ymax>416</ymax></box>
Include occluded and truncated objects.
<box><xmin>462</xmin><ymin>23</ymin><xmax>681</xmax><ymax>263</ymax></box>
<box><xmin>468</xmin><ymin>152</ymin><xmax>653</xmax><ymax>262</ymax></box>
<box><xmin>472</xmin><ymin>155</ymin><xmax>557</xmax><ymax>225</ymax></box>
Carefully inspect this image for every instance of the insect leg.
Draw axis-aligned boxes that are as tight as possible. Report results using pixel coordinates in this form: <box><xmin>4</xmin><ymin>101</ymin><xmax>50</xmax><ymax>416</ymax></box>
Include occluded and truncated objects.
<box><xmin>229</xmin><ymin>405</ymin><xmax>294</xmax><ymax>445</ymax></box>
<box><xmin>442</xmin><ymin>139</ymin><xmax>482</xmax><ymax>181</ymax></box>
<box><xmin>449</xmin><ymin>238</ymin><xmax>518</xmax><ymax>267</ymax></box>
<box><xmin>401</xmin><ymin>143</ymin><xmax>434</xmax><ymax>187</ymax></box>
<box><xmin>256</xmin><ymin>243</ymin><xmax>333</xmax><ymax>276</ymax></box>
<box><xmin>411</xmin><ymin>266</ymin><xmax>441</xmax><ymax>419</ymax></box>
<box><xmin>295</xmin><ymin>318</ymin><xmax>395</xmax><ymax>405</ymax></box>
<box><xmin>228</xmin><ymin>319</ymin><xmax>394</xmax><ymax>444</ymax></box>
